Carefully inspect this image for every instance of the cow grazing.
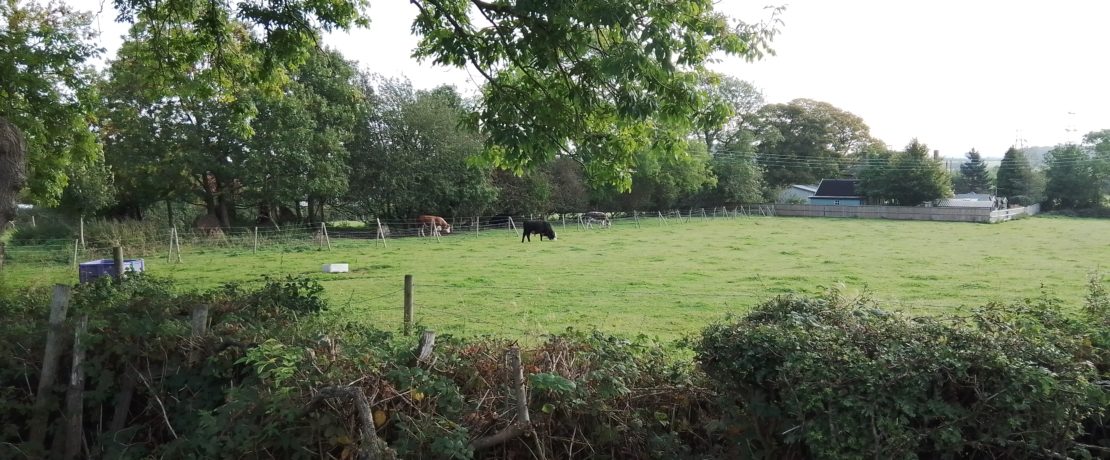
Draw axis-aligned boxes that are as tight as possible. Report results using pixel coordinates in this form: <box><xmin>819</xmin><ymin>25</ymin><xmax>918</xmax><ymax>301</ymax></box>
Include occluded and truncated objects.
<box><xmin>417</xmin><ymin>215</ymin><xmax>451</xmax><ymax>236</ymax></box>
<box><xmin>522</xmin><ymin>220</ymin><xmax>557</xmax><ymax>242</ymax></box>
<box><xmin>584</xmin><ymin>211</ymin><xmax>611</xmax><ymax>229</ymax></box>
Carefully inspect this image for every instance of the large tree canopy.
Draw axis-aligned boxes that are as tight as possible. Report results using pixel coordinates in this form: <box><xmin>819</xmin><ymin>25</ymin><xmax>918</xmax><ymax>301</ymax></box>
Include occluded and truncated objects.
<box><xmin>753</xmin><ymin>98</ymin><xmax>878</xmax><ymax>188</ymax></box>
<box><xmin>858</xmin><ymin>139</ymin><xmax>952</xmax><ymax>206</ymax></box>
<box><xmin>1</xmin><ymin>0</ymin><xmax>103</xmax><ymax>206</ymax></box>
<box><xmin>409</xmin><ymin>0</ymin><xmax>780</xmax><ymax>189</ymax></box>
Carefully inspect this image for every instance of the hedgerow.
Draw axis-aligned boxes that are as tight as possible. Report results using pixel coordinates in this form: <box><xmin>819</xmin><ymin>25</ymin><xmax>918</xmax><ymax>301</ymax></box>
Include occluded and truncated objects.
<box><xmin>697</xmin><ymin>288</ymin><xmax>1109</xmax><ymax>459</ymax></box>
<box><xmin>1</xmin><ymin>276</ymin><xmax>1106</xmax><ymax>459</ymax></box>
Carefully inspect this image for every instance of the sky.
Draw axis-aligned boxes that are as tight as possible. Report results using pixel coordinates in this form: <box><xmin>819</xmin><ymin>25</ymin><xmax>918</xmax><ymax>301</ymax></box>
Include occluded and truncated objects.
<box><xmin>76</xmin><ymin>0</ymin><xmax>1110</xmax><ymax>159</ymax></box>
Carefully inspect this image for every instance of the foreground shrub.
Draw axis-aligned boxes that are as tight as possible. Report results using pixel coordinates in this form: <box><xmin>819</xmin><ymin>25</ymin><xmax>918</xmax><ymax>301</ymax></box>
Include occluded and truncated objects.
<box><xmin>697</xmin><ymin>291</ymin><xmax>1108</xmax><ymax>459</ymax></box>
<box><xmin>0</xmin><ymin>276</ymin><xmax>715</xmax><ymax>459</ymax></box>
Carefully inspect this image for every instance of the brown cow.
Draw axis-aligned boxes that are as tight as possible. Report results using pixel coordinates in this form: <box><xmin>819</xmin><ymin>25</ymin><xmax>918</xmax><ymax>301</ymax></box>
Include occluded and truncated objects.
<box><xmin>417</xmin><ymin>215</ymin><xmax>451</xmax><ymax>236</ymax></box>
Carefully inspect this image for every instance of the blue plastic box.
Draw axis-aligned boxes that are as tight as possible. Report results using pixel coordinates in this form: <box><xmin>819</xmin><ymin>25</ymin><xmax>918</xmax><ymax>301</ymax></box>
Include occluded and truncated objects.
<box><xmin>78</xmin><ymin>259</ymin><xmax>145</xmax><ymax>284</ymax></box>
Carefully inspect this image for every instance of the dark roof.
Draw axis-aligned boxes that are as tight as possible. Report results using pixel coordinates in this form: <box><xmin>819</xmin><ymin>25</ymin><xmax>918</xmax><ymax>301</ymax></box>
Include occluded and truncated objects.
<box><xmin>812</xmin><ymin>179</ymin><xmax>861</xmax><ymax>198</ymax></box>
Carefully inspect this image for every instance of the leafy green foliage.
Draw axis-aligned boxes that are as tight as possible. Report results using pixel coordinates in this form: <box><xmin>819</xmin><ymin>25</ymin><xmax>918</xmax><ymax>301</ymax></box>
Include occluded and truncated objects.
<box><xmin>754</xmin><ymin>98</ymin><xmax>879</xmax><ymax>188</ymax></box>
<box><xmin>955</xmin><ymin>148</ymin><xmax>992</xmax><ymax>194</ymax></box>
<box><xmin>695</xmin><ymin>74</ymin><xmax>765</xmax><ymax>154</ymax></box>
<box><xmin>858</xmin><ymin>138</ymin><xmax>952</xmax><ymax>205</ymax></box>
<box><xmin>2</xmin><ymin>271</ymin><xmax>1108</xmax><ymax>458</ymax></box>
<box><xmin>410</xmin><ymin>0</ymin><xmax>779</xmax><ymax>190</ymax></box>
<box><xmin>996</xmin><ymin>146</ymin><xmax>1036</xmax><ymax>200</ymax></box>
<box><xmin>1043</xmin><ymin>144</ymin><xmax>1100</xmax><ymax>210</ymax></box>
<box><xmin>697</xmin><ymin>291</ymin><xmax>1107</xmax><ymax>459</ymax></box>
<box><xmin>594</xmin><ymin>140</ymin><xmax>716</xmax><ymax>210</ymax></box>
<box><xmin>0</xmin><ymin>0</ymin><xmax>103</xmax><ymax>206</ymax></box>
<box><xmin>347</xmin><ymin>79</ymin><xmax>497</xmax><ymax>218</ymax></box>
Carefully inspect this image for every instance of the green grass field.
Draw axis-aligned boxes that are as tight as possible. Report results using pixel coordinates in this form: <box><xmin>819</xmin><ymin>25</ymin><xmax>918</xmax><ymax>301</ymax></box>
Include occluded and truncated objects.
<box><xmin>3</xmin><ymin>215</ymin><xmax>1108</xmax><ymax>339</ymax></box>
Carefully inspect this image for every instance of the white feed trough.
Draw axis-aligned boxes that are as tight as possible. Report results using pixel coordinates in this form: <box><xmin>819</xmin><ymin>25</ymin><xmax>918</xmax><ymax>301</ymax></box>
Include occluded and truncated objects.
<box><xmin>322</xmin><ymin>263</ymin><xmax>349</xmax><ymax>273</ymax></box>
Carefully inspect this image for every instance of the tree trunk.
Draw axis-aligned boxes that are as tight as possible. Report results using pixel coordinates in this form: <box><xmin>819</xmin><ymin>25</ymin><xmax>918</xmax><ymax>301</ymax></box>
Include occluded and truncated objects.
<box><xmin>0</xmin><ymin>116</ymin><xmax>28</xmax><ymax>234</ymax></box>
<box><xmin>306</xmin><ymin>197</ymin><xmax>317</xmax><ymax>225</ymax></box>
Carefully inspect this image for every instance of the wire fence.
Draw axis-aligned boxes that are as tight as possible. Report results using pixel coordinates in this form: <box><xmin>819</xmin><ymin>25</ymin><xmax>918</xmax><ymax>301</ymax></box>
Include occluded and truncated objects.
<box><xmin>0</xmin><ymin>206</ymin><xmax>780</xmax><ymax>268</ymax></box>
<box><xmin>1</xmin><ymin>205</ymin><xmax>988</xmax><ymax>339</ymax></box>
<box><xmin>318</xmin><ymin>274</ymin><xmax>977</xmax><ymax>341</ymax></box>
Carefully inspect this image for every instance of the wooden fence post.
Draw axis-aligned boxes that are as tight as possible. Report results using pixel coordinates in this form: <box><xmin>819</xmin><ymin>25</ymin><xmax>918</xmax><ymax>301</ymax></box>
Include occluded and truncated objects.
<box><xmin>403</xmin><ymin>274</ymin><xmax>413</xmax><ymax>336</ymax></box>
<box><xmin>72</xmin><ymin>239</ymin><xmax>79</xmax><ymax>268</ymax></box>
<box><xmin>191</xmin><ymin>305</ymin><xmax>209</xmax><ymax>337</ymax></box>
<box><xmin>474</xmin><ymin>216</ymin><xmax>480</xmax><ymax>237</ymax></box>
<box><xmin>64</xmin><ymin>315</ymin><xmax>88</xmax><ymax>460</ymax></box>
<box><xmin>30</xmin><ymin>285</ymin><xmax>72</xmax><ymax>451</ymax></box>
<box><xmin>79</xmin><ymin>216</ymin><xmax>85</xmax><ymax>249</ymax></box>
<box><xmin>253</xmin><ymin>227</ymin><xmax>258</xmax><ymax>253</ymax></box>
<box><xmin>112</xmin><ymin>246</ymin><xmax>124</xmax><ymax>279</ymax></box>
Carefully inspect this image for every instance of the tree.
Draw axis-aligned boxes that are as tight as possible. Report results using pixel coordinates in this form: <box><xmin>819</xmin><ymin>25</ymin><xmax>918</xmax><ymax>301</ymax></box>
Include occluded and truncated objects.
<box><xmin>244</xmin><ymin>48</ymin><xmax>368</xmax><ymax>224</ymax></box>
<box><xmin>996</xmin><ymin>147</ymin><xmax>1034</xmax><ymax>200</ymax></box>
<box><xmin>346</xmin><ymin>79</ymin><xmax>497</xmax><ymax>219</ymax></box>
<box><xmin>695</xmin><ymin>74</ymin><xmax>765</xmax><ymax>154</ymax></box>
<box><xmin>753</xmin><ymin>99</ymin><xmax>878</xmax><ymax>188</ymax></box>
<box><xmin>1083</xmin><ymin>129</ymin><xmax>1110</xmax><ymax>202</ymax></box>
<box><xmin>858</xmin><ymin>139</ymin><xmax>951</xmax><ymax>206</ymax></box>
<box><xmin>955</xmin><ymin>149</ymin><xmax>991</xmax><ymax>194</ymax></box>
<box><xmin>0</xmin><ymin>118</ymin><xmax>25</xmax><ymax>232</ymax></box>
<box><xmin>1</xmin><ymin>0</ymin><xmax>103</xmax><ymax>206</ymax></box>
<box><xmin>1043</xmin><ymin>144</ymin><xmax>1099</xmax><ymax>210</ymax></box>
<box><xmin>410</xmin><ymin>0</ymin><xmax>780</xmax><ymax>189</ymax></box>
<box><xmin>594</xmin><ymin>140</ymin><xmax>715</xmax><ymax>210</ymax></box>
<box><xmin>707</xmin><ymin>136</ymin><xmax>764</xmax><ymax>205</ymax></box>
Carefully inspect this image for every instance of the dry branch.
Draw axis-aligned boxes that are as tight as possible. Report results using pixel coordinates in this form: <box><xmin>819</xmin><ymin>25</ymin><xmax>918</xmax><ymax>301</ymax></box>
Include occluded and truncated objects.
<box><xmin>306</xmin><ymin>386</ymin><xmax>396</xmax><ymax>460</ymax></box>
<box><xmin>470</xmin><ymin>346</ymin><xmax>531</xmax><ymax>451</ymax></box>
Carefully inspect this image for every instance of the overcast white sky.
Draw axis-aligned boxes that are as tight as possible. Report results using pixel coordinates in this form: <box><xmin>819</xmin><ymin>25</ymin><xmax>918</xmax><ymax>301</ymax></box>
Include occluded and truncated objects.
<box><xmin>79</xmin><ymin>0</ymin><xmax>1109</xmax><ymax>159</ymax></box>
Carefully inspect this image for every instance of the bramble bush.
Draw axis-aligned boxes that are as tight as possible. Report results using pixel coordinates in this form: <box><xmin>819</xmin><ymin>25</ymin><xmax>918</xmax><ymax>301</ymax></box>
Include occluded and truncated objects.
<box><xmin>697</xmin><ymin>288</ymin><xmax>1109</xmax><ymax>459</ymax></box>
<box><xmin>1</xmin><ymin>275</ymin><xmax>1106</xmax><ymax>459</ymax></box>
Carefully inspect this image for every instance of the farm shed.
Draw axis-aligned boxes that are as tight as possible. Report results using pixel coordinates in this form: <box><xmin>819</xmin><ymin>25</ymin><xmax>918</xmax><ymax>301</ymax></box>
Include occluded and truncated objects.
<box><xmin>808</xmin><ymin>179</ymin><xmax>863</xmax><ymax>206</ymax></box>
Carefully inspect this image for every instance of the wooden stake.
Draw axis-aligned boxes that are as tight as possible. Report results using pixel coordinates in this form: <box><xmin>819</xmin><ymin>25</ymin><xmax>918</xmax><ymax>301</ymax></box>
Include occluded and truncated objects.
<box><xmin>173</xmin><ymin>226</ymin><xmax>182</xmax><ymax>263</ymax></box>
<box><xmin>0</xmin><ymin>242</ymin><xmax>5</xmax><ymax>272</ymax></box>
<box><xmin>561</xmin><ymin>214</ymin><xmax>566</xmax><ymax>231</ymax></box>
<box><xmin>416</xmin><ymin>330</ymin><xmax>436</xmax><ymax>364</ymax></box>
<box><xmin>63</xmin><ymin>315</ymin><xmax>88</xmax><ymax>460</ymax></box>
<box><xmin>253</xmin><ymin>226</ymin><xmax>258</xmax><ymax>253</ymax></box>
<box><xmin>167</xmin><ymin>228</ymin><xmax>174</xmax><ymax>263</ymax></box>
<box><xmin>72</xmin><ymin>239</ymin><xmax>79</xmax><ymax>268</ymax></box>
<box><xmin>321</xmin><ymin>222</ymin><xmax>332</xmax><ymax>250</ymax></box>
<box><xmin>701</xmin><ymin>208</ymin><xmax>708</xmax><ymax>219</ymax></box>
<box><xmin>112</xmin><ymin>246</ymin><xmax>124</xmax><ymax>279</ymax></box>
<box><xmin>30</xmin><ymin>285</ymin><xmax>72</xmax><ymax>451</ymax></box>
<box><xmin>79</xmin><ymin>216</ymin><xmax>85</xmax><ymax>249</ymax></box>
<box><xmin>403</xmin><ymin>274</ymin><xmax>413</xmax><ymax>336</ymax></box>
<box><xmin>376</xmin><ymin>218</ymin><xmax>388</xmax><ymax>247</ymax></box>
<box><xmin>31</xmin><ymin>215</ymin><xmax>36</xmax><ymax>227</ymax></box>
<box><xmin>474</xmin><ymin>216</ymin><xmax>480</xmax><ymax>237</ymax></box>
<box><xmin>634</xmin><ymin>211</ymin><xmax>641</xmax><ymax>229</ymax></box>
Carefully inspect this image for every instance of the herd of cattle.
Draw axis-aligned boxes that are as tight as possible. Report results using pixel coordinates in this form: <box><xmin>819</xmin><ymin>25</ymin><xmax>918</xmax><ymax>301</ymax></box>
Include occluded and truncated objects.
<box><xmin>415</xmin><ymin>211</ymin><xmax>612</xmax><ymax>242</ymax></box>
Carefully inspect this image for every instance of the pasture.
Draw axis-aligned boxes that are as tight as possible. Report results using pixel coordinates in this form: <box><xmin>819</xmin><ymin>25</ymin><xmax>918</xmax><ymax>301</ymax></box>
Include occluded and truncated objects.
<box><xmin>3</xmin><ymin>215</ymin><xmax>1108</xmax><ymax>339</ymax></box>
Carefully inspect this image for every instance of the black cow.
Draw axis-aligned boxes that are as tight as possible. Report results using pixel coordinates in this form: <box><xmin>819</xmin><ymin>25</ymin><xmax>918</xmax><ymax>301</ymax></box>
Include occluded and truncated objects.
<box><xmin>521</xmin><ymin>220</ymin><xmax>557</xmax><ymax>242</ymax></box>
